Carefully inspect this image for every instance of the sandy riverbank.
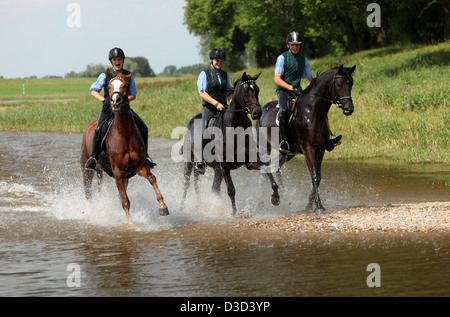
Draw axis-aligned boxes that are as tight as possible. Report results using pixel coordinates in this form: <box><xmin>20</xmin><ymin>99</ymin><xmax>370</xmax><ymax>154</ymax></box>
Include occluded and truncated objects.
<box><xmin>235</xmin><ymin>202</ymin><xmax>450</xmax><ymax>233</ymax></box>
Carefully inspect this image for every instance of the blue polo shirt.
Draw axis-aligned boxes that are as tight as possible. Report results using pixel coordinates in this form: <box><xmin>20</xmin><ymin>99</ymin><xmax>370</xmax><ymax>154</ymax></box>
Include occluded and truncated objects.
<box><xmin>275</xmin><ymin>55</ymin><xmax>313</xmax><ymax>78</ymax></box>
<box><xmin>90</xmin><ymin>73</ymin><xmax>137</xmax><ymax>95</ymax></box>
<box><xmin>197</xmin><ymin>70</ymin><xmax>232</xmax><ymax>93</ymax></box>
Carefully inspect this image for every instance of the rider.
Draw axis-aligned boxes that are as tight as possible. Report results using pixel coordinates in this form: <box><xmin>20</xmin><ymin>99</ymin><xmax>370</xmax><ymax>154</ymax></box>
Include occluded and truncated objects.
<box><xmin>85</xmin><ymin>47</ymin><xmax>155</xmax><ymax>170</ymax></box>
<box><xmin>195</xmin><ymin>48</ymin><xmax>233</xmax><ymax>174</ymax></box>
<box><xmin>274</xmin><ymin>31</ymin><xmax>342</xmax><ymax>154</ymax></box>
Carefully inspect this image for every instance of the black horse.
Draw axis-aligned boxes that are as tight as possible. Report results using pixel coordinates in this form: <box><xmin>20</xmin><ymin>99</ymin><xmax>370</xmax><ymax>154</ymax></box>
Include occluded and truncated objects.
<box><xmin>255</xmin><ymin>65</ymin><xmax>356</xmax><ymax>213</ymax></box>
<box><xmin>180</xmin><ymin>72</ymin><xmax>263</xmax><ymax>215</ymax></box>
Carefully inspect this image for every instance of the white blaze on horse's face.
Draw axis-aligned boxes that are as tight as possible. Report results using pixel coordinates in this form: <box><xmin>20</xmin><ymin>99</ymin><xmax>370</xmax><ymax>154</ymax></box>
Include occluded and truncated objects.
<box><xmin>110</xmin><ymin>79</ymin><xmax>123</xmax><ymax>103</ymax></box>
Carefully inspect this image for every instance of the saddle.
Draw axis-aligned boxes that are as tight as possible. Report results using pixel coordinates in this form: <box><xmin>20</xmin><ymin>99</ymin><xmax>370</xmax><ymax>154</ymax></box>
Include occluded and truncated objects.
<box><xmin>206</xmin><ymin>112</ymin><xmax>223</xmax><ymax>130</ymax></box>
<box><xmin>275</xmin><ymin>96</ymin><xmax>299</xmax><ymax>127</ymax></box>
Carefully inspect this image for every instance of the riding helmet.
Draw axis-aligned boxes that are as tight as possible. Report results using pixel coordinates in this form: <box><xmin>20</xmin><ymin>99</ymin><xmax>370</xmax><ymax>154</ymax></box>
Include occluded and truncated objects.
<box><xmin>109</xmin><ymin>47</ymin><xmax>126</xmax><ymax>61</ymax></box>
<box><xmin>286</xmin><ymin>31</ymin><xmax>302</xmax><ymax>45</ymax></box>
<box><xmin>209</xmin><ymin>48</ymin><xmax>226</xmax><ymax>62</ymax></box>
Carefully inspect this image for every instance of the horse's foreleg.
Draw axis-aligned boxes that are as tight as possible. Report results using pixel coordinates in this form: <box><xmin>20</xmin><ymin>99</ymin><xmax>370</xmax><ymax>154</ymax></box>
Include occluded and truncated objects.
<box><xmin>212</xmin><ymin>168</ymin><xmax>223</xmax><ymax>195</ymax></box>
<box><xmin>139</xmin><ymin>167</ymin><xmax>169</xmax><ymax>216</ymax></box>
<box><xmin>220</xmin><ymin>164</ymin><xmax>237</xmax><ymax>216</ymax></box>
<box><xmin>82</xmin><ymin>169</ymin><xmax>94</xmax><ymax>200</ymax></box>
<box><xmin>304</xmin><ymin>147</ymin><xmax>325</xmax><ymax>213</ymax></box>
<box><xmin>96</xmin><ymin>169</ymin><xmax>103</xmax><ymax>193</ymax></box>
<box><xmin>113</xmin><ymin>172</ymin><xmax>131</xmax><ymax>219</ymax></box>
<box><xmin>181</xmin><ymin>162</ymin><xmax>193</xmax><ymax>208</ymax></box>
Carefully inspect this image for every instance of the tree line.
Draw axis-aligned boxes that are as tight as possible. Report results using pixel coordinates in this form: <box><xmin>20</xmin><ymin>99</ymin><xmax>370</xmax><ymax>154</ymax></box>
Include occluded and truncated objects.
<box><xmin>65</xmin><ymin>56</ymin><xmax>156</xmax><ymax>78</ymax></box>
<box><xmin>184</xmin><ymin>0</ymin><xmax>449</xmax><ymax>70</ymax></box>
<box><xmin>161</xmin><ymin>64</ymin><xmax>208</xmax><ymax>77</ymax></box>
<box><xmin>65</xmin><ymin>58</ymin><xmax>207</xmax><ymax>78</ymax></box>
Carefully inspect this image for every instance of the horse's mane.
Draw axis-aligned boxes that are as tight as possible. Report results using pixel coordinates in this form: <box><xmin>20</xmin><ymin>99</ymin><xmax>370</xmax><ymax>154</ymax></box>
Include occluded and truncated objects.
<box><xmin>302</xmin><ymin>66</ymin><xmax>354</xmax><ymax>94</ymax></box>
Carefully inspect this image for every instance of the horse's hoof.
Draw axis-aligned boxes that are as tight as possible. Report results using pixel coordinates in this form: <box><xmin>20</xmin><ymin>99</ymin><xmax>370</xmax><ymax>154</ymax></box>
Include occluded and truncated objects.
<box><xmin>159</xmin><ymin>207</ymin><xmax>169</xmax><ymax>216</ymax></box>
<box><xmin>304</xmin><ymin>203</ymin><xmax>314</xmax><ymax>212</ymax></box>
<box><xmin>271</xmin><ymin>195</ymin><xmax>280</xmax><ymax>206</ymax></box>
<box><xmin>314</xmin><ymin>207</ymin><xmax>328</xmax><ymax>215</ymax></box>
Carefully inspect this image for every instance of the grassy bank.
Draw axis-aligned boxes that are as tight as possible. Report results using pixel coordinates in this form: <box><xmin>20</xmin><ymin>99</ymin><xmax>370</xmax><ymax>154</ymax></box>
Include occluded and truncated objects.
<box><xmin>0</xmin><ymin>42</ymin><xmax>449</xmax><ymax>163</ymax></box>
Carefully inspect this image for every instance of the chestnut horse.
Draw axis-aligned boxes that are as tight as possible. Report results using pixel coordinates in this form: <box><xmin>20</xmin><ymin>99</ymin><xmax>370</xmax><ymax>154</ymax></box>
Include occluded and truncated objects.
<box><xmin>255</xmin><ymin>65</ymin><xmax>356</xmax><ymax>213</ymax></box>
<box><xmin>81</xmin><ymin>69</ymin><xmax>168</xmax><ymax>219</ymax></box>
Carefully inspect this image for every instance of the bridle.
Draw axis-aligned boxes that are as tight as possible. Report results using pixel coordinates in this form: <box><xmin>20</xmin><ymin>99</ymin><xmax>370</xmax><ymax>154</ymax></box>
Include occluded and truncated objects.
<box><xmin>305</xmin><ymin>72</ymin><xmax>353</xmax><ymax>109</ymax></box>
<box><xmin>225</xmin><ymin>79</ymin><xmax>260</xmax><ymax>114</ymax></box>
<box><xmin>330</xmin><ymin>73</ymin><xmax>353</xmax><ymax>108</ymax></box>
<box><xmin>108</xmin><ymin>76</ymin><xmax>129</xmax><ymax>107</ymax></box>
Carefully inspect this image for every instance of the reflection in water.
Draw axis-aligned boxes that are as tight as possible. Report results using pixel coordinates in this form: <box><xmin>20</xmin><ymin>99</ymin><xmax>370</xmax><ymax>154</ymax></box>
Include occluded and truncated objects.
<box><xmin>0</xmin><ymin>132</ymin><xmax>449</xmax><ymax>296</ymax></box>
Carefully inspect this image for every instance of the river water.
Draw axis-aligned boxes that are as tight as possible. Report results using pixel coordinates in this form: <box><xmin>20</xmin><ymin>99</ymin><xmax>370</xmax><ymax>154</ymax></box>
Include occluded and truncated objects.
<box><xmin>0</xmin><ymin>131</ymin><xmax>448</xmax><ymax>297</ymax></box>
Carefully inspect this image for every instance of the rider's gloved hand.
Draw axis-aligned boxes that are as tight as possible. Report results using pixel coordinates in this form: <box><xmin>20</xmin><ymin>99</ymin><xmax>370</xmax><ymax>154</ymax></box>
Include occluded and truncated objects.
<box><xmin>293</xmin><ymin>87</ymin><xmax>303</xmax><ymax>96</ymax></box>
<box><xmin>102</xmin><ymin>98</ymin><xmax>110</xmax><ymax>107</ymax></box>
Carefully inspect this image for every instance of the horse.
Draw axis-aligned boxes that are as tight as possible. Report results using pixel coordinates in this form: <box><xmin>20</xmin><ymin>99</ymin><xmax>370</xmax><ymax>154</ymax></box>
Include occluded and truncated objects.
<box><xmin>255</xmin><ymin>65</ymin><xmax>356</xmax><ymax>213</ymax></box>
<box><xmin>180</xmin><ymin>72</ymin><xmax>263</xmax><ymax>216</ymax></box>
<box><xmin>80</xmin><ymin>68</ymin><xmax>169</xmax><ymax>219</ymax></box>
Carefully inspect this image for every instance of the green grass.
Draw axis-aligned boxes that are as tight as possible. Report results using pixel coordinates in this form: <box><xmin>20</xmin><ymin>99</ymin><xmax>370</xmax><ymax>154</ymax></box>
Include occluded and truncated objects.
<box><xmin>0</xmin><ymin>42</ymin><xmax>449</xmax><ymax>163</ymax></box>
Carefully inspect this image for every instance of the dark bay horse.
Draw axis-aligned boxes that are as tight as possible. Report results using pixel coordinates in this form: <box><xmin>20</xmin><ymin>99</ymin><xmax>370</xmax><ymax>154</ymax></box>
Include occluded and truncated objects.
<box><xmin>255</xmin><ymin>65</ymin><xmax>356</xmax><ymax>213</ymax></box>
<box><xmin>81</xmin><ymin>69</ymin><xmax>169</xmax><ymax>219</ymax></box>
<box><xmin>180</xmin><ymin>72</ymin><xmax>263</xmax><ymax>215</ymax></box>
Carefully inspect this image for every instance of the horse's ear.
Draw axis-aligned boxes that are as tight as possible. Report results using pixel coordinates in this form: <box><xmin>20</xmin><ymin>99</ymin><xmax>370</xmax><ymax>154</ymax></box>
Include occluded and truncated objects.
<box><xmin>350</xmin><ymin>65</ymin><xmax>356</xmax><ymax>73</ymax></box>
<box><xmin>125</xmin><ymin>73</ymin><xmax>132</xmax><ymax>82</ymax></box>
<box><xmin>338</xmin><ymin>65</ymin><xmax>344</xmax><ymax>74</ymax></box>
<box><xmin>106</xmin><ymin>68</ymin><xmax>113</xmax><ymax>80</ymax></box>
<box><xmin>252</xmin><ymin>72</ymin><xmax>262</xmax><ymax>81</ymax></box>
<box><xmin>242</xmin><ymin>72</ymin><xmax>247</xmax><ymax>80</ymax></box>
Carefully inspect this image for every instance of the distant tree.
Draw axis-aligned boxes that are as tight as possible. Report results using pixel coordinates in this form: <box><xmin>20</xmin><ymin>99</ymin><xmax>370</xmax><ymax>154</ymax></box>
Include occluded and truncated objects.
<box><xmin>160</xmin><ymin>64</ymin><xmax>208</xmax><ymax>77</ymax></box>
<box><xmin>162</xmin><ymin>65</ymin><xmax>177</xmax><ymax>76</ymax></box>
<box><xmin>125</xmin><ymin>56</ymin><xmax>155</xmax><ymax>77</ymax></box>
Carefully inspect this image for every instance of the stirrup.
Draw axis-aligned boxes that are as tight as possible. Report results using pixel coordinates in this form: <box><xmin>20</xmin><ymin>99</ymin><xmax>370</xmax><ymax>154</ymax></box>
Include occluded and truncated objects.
<box><xmin>85</xmin><ymin>157</ymin><xmax>97</xmax><ymax>171</ymax></box>
<box><xmin>279</xmin><ymin>140</ymin><xmax>290</xmax><ymax>154</ymax></box>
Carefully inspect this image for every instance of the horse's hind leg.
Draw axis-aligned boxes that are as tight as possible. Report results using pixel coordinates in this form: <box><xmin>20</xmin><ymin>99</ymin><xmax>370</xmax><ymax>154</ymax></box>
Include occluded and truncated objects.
<box><xmin>264</xmin><ymin>172</ymin><xmax>280</xmax><ymax>206</ymax></box>
<box><xmin>139</xmin><ymin>167</ymin><xmax>169</xmax><ymax>216</ymax></box>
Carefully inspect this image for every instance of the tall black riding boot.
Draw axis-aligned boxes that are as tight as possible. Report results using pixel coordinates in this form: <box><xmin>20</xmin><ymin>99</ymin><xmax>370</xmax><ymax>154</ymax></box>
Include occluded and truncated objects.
<box><xmin>279</xmin><ymin>114</ymin><xmax>290</xmax><ymax>154</ymax></box>
<box><xmin>85</xmin><ymin>129</ymin><xmax>101</xmax><ymax>170</ymax></box>
<box><xmin>325</xmin><ymin>134</ymin><xmax>342</xmax><ymax>152</ymax></box>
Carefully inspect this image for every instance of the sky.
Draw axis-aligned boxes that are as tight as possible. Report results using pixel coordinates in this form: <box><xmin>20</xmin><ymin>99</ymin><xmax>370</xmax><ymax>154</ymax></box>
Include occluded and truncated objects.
<box><xmin>0</xmin><ymin>0</ymin><xmax>203</xmax><ymax>78</ymax></box>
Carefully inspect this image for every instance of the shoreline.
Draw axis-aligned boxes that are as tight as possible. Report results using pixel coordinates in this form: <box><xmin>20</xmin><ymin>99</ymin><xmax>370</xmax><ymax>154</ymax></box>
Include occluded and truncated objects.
<box><xmin>235</xmin><ymin>201</ymin><xmax>450</xmax><ymax>233</ymax></box>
